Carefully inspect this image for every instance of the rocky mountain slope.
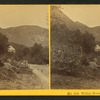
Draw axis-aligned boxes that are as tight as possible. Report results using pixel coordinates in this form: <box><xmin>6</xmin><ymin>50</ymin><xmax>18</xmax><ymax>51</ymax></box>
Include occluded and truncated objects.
<box><xmin>0</xmin><ymin>25</ymin><xmax>48</xmax><ymax>47</ymax></box>
<box><xmin>51</xmin><ymin>6</ymin><xmax>100</xmax><ymax>41</ymax></box>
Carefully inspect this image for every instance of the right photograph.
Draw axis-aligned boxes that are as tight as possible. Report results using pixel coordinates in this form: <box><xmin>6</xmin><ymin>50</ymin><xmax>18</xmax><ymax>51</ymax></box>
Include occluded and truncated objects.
<box><xmin>51</xmin><ymin>5</ymin><xmax>100</xmax><ymax>89</ymax></box>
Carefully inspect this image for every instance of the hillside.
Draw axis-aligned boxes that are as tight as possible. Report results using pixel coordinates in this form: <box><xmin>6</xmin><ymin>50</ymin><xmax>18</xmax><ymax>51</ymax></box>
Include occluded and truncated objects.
<box><xmin>0</xmin><ymin>25</ymin><xmax>48</xmax><ymax>47</ymax></box>
<box><xmin>0</xmin><ymin>62</ymin><xmax>49</xmax><ymax>89</ymax></box>
<box><xmin>51</xmin><ymin>6</ymin><xmax>100</xmax><ymax>41</ymax></box>
<box><xmin>51</xmin><ymin>6</ymin><xmax>100</xmax><ymax>89</ymax></box>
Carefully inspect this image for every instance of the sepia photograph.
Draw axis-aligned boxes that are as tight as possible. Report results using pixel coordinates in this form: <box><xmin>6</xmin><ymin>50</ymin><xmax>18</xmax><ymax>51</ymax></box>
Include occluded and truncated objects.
<box><xmin>0</xmin><ymin>5</ymin><xmax>49</xmax><ymax>89</ymax></box>
<box><xmin>51</xmin><ymin>5</ymin><xmax>100</xmax><ymax>89</ymax></box>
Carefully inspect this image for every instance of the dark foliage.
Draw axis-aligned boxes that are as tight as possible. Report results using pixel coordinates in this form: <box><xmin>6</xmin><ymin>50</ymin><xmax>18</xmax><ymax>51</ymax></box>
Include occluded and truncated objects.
<box><xmin>51</xmin><ymin>20</ymin><xmax>96</xmax><ymax>72</ymax></box>
<box><xmin>11</xmin><ymin>42</ymin><xmax>49</xmax><ymax>64</ymax></box>
<box><xmin>81</xmin><ymin>31</ymin><xmax>96</xmax><ymax>54</ymax></box>
<box><xmin>0</xmin><ymin>33</ymin><xmax>9</xmax><ymax>66</ymax></box>
<box><xmin>0</xmin><ymin>33</ymin><xmax>9</xmax><ymax>54</ymax></box>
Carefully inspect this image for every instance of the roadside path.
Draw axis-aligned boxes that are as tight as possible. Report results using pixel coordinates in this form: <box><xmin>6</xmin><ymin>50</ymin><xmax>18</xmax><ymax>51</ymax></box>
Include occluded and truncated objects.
<box><xmin>29</xmin><ymin>64</ymin><xmax>49</xmax><ymax>89</ymax></box>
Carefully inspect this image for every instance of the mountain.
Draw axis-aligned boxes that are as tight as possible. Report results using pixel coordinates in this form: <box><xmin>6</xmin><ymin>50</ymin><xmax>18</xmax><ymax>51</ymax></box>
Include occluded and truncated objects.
<box><xmin>51</xmin><ymin>6</ymin><xmax>100</xmax><ymax>41</ymax></box>
<box><xmin>50</xmin><ymin>6</ymin><xmax>74</xmax><ymax>30</ymax></box>
<box><xmin>0</xmin><ymin>25</ymin><xmax>48</xmax><ymax>47</ymax></box>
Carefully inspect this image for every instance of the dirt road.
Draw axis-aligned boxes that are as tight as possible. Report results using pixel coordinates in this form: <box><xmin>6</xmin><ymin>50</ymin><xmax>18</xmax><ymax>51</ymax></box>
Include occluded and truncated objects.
<box><xmin>0</xmin><ymin>63</ymin><xmax>49</xmax><ymax>89</ymax></box>
<box><xmin>29</xmin><ymin>64</ymin><xmax>49</xmax><ymax>89</ymax></box>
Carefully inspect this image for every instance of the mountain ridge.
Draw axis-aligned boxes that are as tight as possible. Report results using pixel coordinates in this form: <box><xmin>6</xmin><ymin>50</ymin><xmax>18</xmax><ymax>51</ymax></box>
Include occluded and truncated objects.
<box><xmin>51</xmin><ymin>6</ymin><xmax>100</xmax><ymax>41</ymax></box>
<box><xmin>0</xmin><ymin>25</ymin><xmax>48</xmax><ymax>47</ymax></box>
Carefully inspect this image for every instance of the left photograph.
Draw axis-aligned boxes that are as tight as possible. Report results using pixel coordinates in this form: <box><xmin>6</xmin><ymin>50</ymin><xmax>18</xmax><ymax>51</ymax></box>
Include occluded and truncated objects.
<box><xmin>0</xmin><ymin>5</ymin><xmax>49</xmax><ymax>89</ymax></box>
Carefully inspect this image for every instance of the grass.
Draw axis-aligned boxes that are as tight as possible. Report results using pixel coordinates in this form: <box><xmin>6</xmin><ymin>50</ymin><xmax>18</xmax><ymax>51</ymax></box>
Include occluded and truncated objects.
<box><xmin>51</xmin><ymin>64</ymin><xmax>100</xmax><ymax>89</ymax></box>
<box><xmin>51</xmin><ymin>73</ymin><xmax>100</xmax><ymax>89</ymax></box>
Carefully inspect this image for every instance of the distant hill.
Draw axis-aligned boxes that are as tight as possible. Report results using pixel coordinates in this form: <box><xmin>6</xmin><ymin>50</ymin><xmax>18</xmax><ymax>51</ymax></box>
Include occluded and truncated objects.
<box><xmin>0</xmin><ymin>25</ymin><xmax>48</xmax><ymax>47</ymax></box>
<box><xmin>51</xmin><ymin>6</ymin><xmax>100</xmax><ymax>41</ymax></box>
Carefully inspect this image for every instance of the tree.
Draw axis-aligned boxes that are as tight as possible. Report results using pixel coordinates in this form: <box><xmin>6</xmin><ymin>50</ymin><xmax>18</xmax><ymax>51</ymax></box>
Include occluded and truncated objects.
<box><xmin>42</xmin><ymin>47</ymin><xmax>49</xmax><ymax>64</ymax></box>
<box><xmin>30</xmin><ymin>43</ymin><xmax>43</xmax><ymax>57</ymax></box>
<box><xmin>0</xmin><ymin>33</ymin><xmax>9</xmax><ymax>64</ymax></box>
<box><xmin>51</xmin><ymin>23</ymin><xmax>82</xmax><ymax>69</ymax></box>
<box><xmin>81</xmin><ymin>31</ymin><xmax>95</xmax><ymax>54</ymax></box>
<box><xmin>30</xmin><ymin>43</ymin><xmax>43</xmax><ymax>64</ymax></box>
<box><xmin>0</xmin><ymin>33</ymin><xmax>8</xmax><ymax>54</ymax></box>
<box><xmin>11</xmin><ymin>43</ymin><xmax>30</xmax><ymax>61</ymax></box>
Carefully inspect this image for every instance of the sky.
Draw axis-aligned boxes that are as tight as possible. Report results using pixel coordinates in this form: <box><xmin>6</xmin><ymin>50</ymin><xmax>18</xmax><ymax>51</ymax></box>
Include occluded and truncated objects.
<box><xmin>61</xmin><ymin>5</ymin><xmax>100</xmax><ymax>27</ymax></box>
<box><xmin>1</xmin><ymin>5</ymin><xmax>100</xmax><ymax>28</ymax></box>
<box><xmin>0</xmin><ymin>5</ymin><xmax>48</xmax><ymax>28</ymax></box>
